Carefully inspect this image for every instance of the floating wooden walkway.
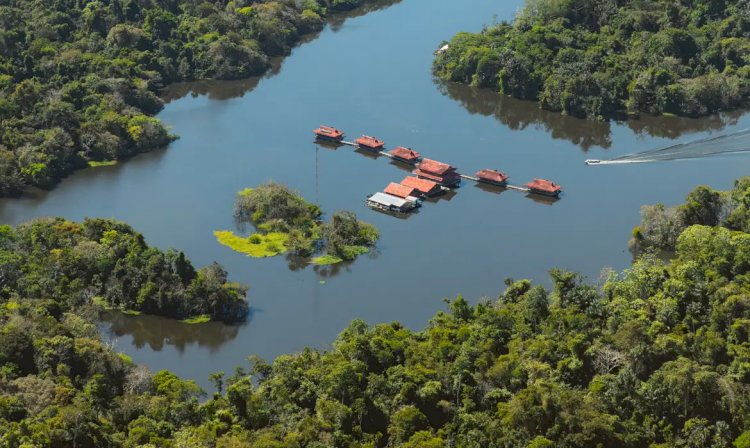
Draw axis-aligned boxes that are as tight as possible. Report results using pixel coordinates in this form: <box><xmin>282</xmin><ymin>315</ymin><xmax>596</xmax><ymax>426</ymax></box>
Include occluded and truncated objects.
<box><xmin>326</xmin><ymin>140</ymin><xmax>536</xmax><ymax>194</ymax></box>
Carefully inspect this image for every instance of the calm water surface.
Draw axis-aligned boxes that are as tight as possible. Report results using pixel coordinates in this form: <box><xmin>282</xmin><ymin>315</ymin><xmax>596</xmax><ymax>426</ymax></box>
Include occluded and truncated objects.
<box><xmin>2</xmin><ymin>0</ymin><xmax>749</xmax><ymax>388</ymax></box>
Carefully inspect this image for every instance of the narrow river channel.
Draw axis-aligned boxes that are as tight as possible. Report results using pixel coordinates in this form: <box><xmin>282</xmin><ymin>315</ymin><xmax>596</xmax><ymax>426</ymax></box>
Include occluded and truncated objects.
<box><xmin>1</xmin><ymin>0</ymin><xmax>749</xmax><ymax>388</ymax></box>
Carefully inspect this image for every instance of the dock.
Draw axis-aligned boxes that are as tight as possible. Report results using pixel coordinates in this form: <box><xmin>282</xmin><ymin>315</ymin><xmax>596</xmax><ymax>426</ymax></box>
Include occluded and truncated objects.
<box><xmin>330</xmin><ymin>141</ymin><xmax>537</xmax><ymax>192</ymax></box>
<box><xmin>317</xmin><ymin>136</ymin><xmax>551</xmax><ymax>201</ymax></box>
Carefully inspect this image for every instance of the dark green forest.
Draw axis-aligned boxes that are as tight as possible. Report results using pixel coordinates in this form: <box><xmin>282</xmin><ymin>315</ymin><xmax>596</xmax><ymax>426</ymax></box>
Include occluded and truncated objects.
<box><xmin>0</xmin><ymin>217</ymin><xmax>248</xmax><ymax>322</ymax></box>
<box><xmin>433</xmin><ymin>0</ymin><xmax>750</xmax><ymax>120</ymax></box>
<box><xmin>2</xmin><ymin>180</ymin><xmax>750</xmax><ymax>447</ymax></box>
<box><xmin>0</xmin><ymin>0</ymin><xmax>380</xmax><ymax>197</ymax></box>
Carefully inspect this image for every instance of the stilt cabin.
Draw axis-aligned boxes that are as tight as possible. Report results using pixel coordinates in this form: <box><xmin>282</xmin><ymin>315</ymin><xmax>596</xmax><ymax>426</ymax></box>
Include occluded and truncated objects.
<box><xmin>384</xmin><ymin>182</ymin><xmax>421</xmax><ymax>201</ymax></box>
<box><xmin>314</xmin><ymin>125</ymin><xmax>344</xmax><ymax>142</ymax></box>
<box><xmin>475</xmin><ymin>169</ymin><xmax>509</xmax><ymax>187</ymax></box>
<box><xmin>389</xmin><ymin>146</ymin><xmax>422</xmax><ymax>164</ymax></box>
<box><xmin>413</xmin><ymin>158</ymin><xmax>461</xmax><ymax>187</ymax></box>
<box><xmin>366</xmin><ymin>192</ymin><xmax>420</xmax><ymax>213</ymax></box>
<box><xmin>355</xmin><ymin>135</ymin><xmax>385</xmax><ymax>151</ymax></box>
<box><xmin>399</xmin><ymin>176</ymin><xmax>443</xmax><ymax>197</ymax></box>
<box><xmin>525</xmin><ymin>178</ymin><xmax>562</xmax><ymax>197</ymax></box>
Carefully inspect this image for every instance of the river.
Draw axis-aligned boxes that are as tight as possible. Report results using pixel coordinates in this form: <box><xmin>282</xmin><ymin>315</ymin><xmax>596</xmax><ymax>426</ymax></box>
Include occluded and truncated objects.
<box><xmin>1</xmin><ymin>0</ymin><xmax>749</xmax><ymax>389</ymax></box>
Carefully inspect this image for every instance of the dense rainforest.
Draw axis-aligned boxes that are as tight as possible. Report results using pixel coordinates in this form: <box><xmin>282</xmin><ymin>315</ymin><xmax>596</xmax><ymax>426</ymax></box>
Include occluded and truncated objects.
<box><xmin>0</xmin><ymin>0</ymin><xmax>383</xmax><ymax>197</ymax></box>
<box><xmin>2</xmin><ymin>180</ymin><xmax>750</xmax><ymax>447</ymax></box>
<box><xmin>433</xmin><ymin>0</ymin><xmax>750</xmax><ymax>120</ymax></box>
<box><xmin>0</xmin><ymin>217</ymin><xmax>249</xmax><ymax>322</ymax></box>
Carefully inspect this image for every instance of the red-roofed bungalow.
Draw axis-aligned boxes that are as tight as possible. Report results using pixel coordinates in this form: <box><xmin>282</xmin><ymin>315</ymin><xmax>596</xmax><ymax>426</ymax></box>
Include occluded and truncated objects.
<box><xmin>389</xmin><ymin>146</ymin><xmax>422</xmax><ymax>164</ymax></box>
<box><xmin>400</xmin><ymin>176</ymin><xmax>443</xmax><ymax>197</ymax></box>
<box><xmin>355</xmin><ymin>135</ymin><xmax>385</xmax><ymax>151</ymax></box>
<box><xmin>413</xmin><ymin>158</ymin><xmax>461</xmax><ymax>187</ymax></box>
<box><xmin>525</xmin><ymin>178</ymin><xmax>562</xmax><ymax>197</ymax></box>
<box><xmin>475</xmin><ymin>169</ymin><xmax>509</xmax><ymax>187</ymax></box>
<box><xmin>384</xmin><ymin>182</ymin><xmax>419</xmax><ymax>199</ymax></box>
<box><xmin>314</xmin><ymin>125</ymin><xmax>344</xmax><ymax>142</ymax></box>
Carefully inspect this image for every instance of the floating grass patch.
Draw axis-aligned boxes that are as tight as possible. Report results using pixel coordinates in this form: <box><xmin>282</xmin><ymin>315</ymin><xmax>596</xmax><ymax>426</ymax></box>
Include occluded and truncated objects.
<box><xmin>88</xmin><ymin>160</ymin><xmax>118</xmax><ymax>167</ymax></box>
<box><xmin>214</xmin><ymin>230</ymin><xmax>289</xmax><ymax>258</ymax></box>
<box><xmin>311</xmin><ymin>254</ymin><xmax>343</xmax><ymax>265</ymax></box>
<box><xmin>181</xmin><ymin>314</ymin><xmax>211</xmax><ymax>324</ymax></box>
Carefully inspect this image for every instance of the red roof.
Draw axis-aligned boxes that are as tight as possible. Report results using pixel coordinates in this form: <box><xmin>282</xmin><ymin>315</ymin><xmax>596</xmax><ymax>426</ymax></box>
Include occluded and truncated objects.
<box><xmin>400</xmin><ymin>176</ymin><xmax>440</xmax><ymax>193</ymax></box>
<box><xmin>389</xmin><ymin>146</ymin><xmax>421</xmax><ymax>161</ymax></box>
<box><xmin>413</xmin><ymin>169</ymin><xmax>461</xmax><ymax>183</ymax></box>
<box><xmin>314</xmin><ymin>125</ymin><xmax>344</xmax><ymax>139</ymax></box>
<box><xmin>355</xmin><ymin>135</ymin><xmax>385</xmax><ymax>149</ymax></box>
<box><xmin>476</xmin><ymin>169</ymin><xmax>509</xmax><ymax>184</ymax></box>
<box><xmin>384</xmin><ymin>182</ymin><xmax>418</xmax><ymax>198</ymax></box>
<box><xmin>525</xmin><ymin>178</ymin><xmax>561</xmax><ymax>193</ymax></box>
<box><xmin>417</xmin><ymin>158</ymin><xmax>456</xmax><ymax>175</ymax></box>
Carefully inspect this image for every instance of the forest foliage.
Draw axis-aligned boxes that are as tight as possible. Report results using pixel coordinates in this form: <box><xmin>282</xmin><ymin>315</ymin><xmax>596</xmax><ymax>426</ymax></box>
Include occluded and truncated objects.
<box><xmin>631</xmin><ymin>177</ymin><xmax>750</xmax><ymax>253</ymax></box>
<box><xmin>2</xmin><ymin>181</ymin><xmax>750</xmax><ymax>446</ymax></box>
<box><xmin>0</xmin><ymin>217</ymin><xmax>248</xmax><ymax>322</ymax></box>
<box><xmin>0</xmin><ymin>0</ymin><xmax>379</xmax><ymax>197</ymax></box>
<box><xmin>433</xmin><ymin>0</ymin><xmax>750</xmax><ymax>120</ymax></box>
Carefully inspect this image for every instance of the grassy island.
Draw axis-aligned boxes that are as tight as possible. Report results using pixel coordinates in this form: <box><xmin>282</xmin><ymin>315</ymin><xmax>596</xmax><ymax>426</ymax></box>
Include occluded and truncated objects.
<box><xmin>216</xmin><ymin>182</ymin><xmax>378</xmax><ymax>265</ymax></box>
<box><xmin>0</xmin><ymin>0</ymin><xmax>388</xmax><ymax>197</ymax></box>
<box><xmin>0</xmin><ymin>217</ymin><xmax>248</xmax><ymax>323</ymax></box>
<box><xmin>434</xmin><ymin>0</ymin><xmax>750</xmax><ymax>120</ymax></box>
<box><xmin>3</xmin><ymin>178</ymin><xmax>750</xmax><ymax>445</ymax></box>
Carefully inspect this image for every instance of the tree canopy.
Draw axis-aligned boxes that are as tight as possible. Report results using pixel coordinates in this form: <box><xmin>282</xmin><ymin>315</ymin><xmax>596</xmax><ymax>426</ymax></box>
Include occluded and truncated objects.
<box><xmin>434</xmin><ymin>0</ymin><xmax>750</xmax><ymax>120</ymax></box>
<box><xmin>0</xmin><ymin>0</ymin><xmax>382</xmax><ymax>197</ymax></box>
<box><xmin>3</xmin><ymin>179</ymin><xmax>750</xmax><ymax>446</ymax></box>
<box><xmin>0</xmin><ymin>217</ymin><xmax>248</xmax><ymax>322</ymax></box>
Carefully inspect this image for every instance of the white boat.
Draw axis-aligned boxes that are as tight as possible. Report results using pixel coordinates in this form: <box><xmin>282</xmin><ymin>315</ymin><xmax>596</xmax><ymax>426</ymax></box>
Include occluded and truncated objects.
<box><xmin>585</xmin><ymin>159</ymin><xmax>601</xmax><ymax>165</ymax></box>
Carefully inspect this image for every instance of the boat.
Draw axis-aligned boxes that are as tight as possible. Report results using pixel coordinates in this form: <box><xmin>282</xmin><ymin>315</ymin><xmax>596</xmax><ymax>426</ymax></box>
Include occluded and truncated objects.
<box><xmin>355</xmin><ymin>135</ymin><xmax>385</xmax><ymax>151</ymax></box>
<box><xmin>525</xmin><ymin>178</ymin><xmax>562</xmax><ymax>197</ymax></box>
<box><xmin>585</xmin><ymin>159</ymin><xmax>601</xmax><ymax>165</ymax></box>
<box><xmin>475</xmin><ymin>169</ymin><xmax>509</xmax><ymax>187</ymax></box>
<box><xmin>366</xmin><ymin>192</ymin><xmax>421</xmax><ymax>213</ymax></box>
<box><xmin>314</xmin><ymin>125</ymin><xmax>344</xmax><ymax>142</ymax></box>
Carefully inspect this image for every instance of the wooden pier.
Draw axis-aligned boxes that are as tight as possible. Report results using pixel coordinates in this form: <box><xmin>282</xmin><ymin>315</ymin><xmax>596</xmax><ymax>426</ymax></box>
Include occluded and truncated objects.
<box><xmin>324</xmin><ymin>141</ymin><xmax>534</xmax><ymax>194</ymax></box>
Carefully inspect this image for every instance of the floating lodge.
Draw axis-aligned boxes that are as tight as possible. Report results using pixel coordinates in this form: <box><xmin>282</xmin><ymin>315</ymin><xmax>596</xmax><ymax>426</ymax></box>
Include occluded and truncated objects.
<box><xmin>314</xmin><ymin>125</ymin><xmax>344</xmax><ymax>142</ymax></box>
<box><xmin>355</xmin><ymin>135</ymin><xmax>385</xmax><ymax>151</ymax></box>
<box><xmin>414</xmin><ymin>158</ymin><xmax>461</xmax><ymax>188</ymax></box>
<box><xmin>366</xmin><ymin>192</ymin><xmax>421</xmax><ymax>213</ymax></box>
<box><xmin>389</xmin><ymin>146</ymin><xmax>422</xmax><ymax>164</ymax></box>
<box><xmin>525</xmin><ymin>178</ymin><xmax>562</xmax><ymax>197</ymax></box>
<box><xmin>313</xmin><ymin>125</ymin><xmax>563</xmax><ymax>214</ymax></box>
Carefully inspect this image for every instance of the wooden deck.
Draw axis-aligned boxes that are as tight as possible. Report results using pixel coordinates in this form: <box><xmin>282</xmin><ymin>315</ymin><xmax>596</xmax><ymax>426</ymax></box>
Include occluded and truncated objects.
<box><xmin>320</xmin><ymin>141</ymin><xmax>540</xmax><ymax>195</ymax></box>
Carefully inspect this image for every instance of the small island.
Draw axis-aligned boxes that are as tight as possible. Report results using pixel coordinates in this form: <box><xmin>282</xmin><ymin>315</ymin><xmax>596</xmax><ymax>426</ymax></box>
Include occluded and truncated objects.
<box><xmin>215</xmin><ymin>182</ymin><xmax>379</xmax><ymax>265</ymax></box>
<box><xmin>434</xmin><ymin>0</ymin><xmax>749</xmax><ymax>120</ymax></box>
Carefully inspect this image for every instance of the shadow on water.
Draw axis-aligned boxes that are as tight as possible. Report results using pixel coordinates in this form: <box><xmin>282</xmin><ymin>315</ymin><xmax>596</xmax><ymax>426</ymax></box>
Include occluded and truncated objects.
<box><xmin>438</xmin><ymin>81</ymin><xmax>749</xmax><ymax>151</ymax></box>
<box><xmin>101</xmin><ymin>311</ymin><xmax>245</xmax><ymax>353</ymax></box>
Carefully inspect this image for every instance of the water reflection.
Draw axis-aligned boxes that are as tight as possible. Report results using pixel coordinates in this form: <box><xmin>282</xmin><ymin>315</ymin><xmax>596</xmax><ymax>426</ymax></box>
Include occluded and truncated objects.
<box><xmin>438</xmin><ymin>81</ymin><xmax>612</xmax><ymax>150</ymax></box>
<box><xmin>438</xmin><ymin>81</ymin><xmax>748</xmax><ymax>151</ymax></box>
<box><xmin>102</xmin><ymin>312</ymin><xmax>243</xmax><ymax>353</ymax></box>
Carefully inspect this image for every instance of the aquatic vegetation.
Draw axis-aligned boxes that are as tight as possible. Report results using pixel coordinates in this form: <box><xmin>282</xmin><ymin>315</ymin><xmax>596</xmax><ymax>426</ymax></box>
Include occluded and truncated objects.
<box><xmin>311</xmin><ymin>254</ymin><xmax>344</xmax><ymax>265</ymax></box>
<box><xmin>214</xmin><ymin>230</ymin><xmax>289</xmax><ymax>258</ymax></box>
<box><xmin>88</xmin><ymin>160</ymin><xmax>118</xmax><ymax>167</ymax></box>
<box><xmin>181</xmin><ymin>314</ymin><xmax>212</xmax><ymax>324</ymax></box>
